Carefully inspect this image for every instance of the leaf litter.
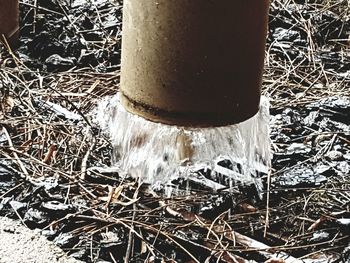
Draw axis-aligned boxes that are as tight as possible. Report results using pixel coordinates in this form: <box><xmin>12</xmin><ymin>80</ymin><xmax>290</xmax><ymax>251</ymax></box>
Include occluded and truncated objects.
<box><xmin>0</xmin><ymin>0</ymin><xmax>350</xmax><ymax>262</ymax></box>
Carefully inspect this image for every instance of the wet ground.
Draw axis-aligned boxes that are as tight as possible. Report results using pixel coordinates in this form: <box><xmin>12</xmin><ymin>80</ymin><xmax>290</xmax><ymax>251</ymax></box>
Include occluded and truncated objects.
<box><xmin>0</xmin><ymin>0</ymin><xmax>350</xmax><ymax>262</ymax></box>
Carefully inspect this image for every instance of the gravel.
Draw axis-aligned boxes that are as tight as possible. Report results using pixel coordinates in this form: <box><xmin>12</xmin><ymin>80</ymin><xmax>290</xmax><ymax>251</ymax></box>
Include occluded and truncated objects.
<box><xmin>0</xmin><ymin>217</ymin><xmax>82</xmax><ymax>263</ymax></box>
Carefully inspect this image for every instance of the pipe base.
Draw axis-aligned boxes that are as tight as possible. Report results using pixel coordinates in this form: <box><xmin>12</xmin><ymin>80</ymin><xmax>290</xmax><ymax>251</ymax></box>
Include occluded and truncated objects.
<box><xmin>120</xmin><ymin>92</ymin><xmax>260</xmax><ymax>128</ymax></box>
<box><xmin>95</xmin><ymin>95</ymin><xmax>271</xmax><ymax>196</ymax></box>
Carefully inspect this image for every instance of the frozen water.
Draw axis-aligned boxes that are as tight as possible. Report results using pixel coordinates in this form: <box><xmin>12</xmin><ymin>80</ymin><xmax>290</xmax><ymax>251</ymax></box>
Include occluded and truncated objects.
<box><xmin>94</xmin><ymin>94</ymin><xmax>271</xmax><ymax>194</ymax></box>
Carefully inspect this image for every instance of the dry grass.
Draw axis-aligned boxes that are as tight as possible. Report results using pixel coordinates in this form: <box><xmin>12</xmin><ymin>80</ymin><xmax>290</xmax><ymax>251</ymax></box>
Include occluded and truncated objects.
<box><xmin>0</xmin><ymin>0</ymin><xmax>349</xmax><ymax>262</ymax></box>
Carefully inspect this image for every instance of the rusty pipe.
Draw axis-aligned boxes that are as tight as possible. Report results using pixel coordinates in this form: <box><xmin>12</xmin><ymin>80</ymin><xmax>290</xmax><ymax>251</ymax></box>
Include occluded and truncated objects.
<box><xmin>0</xmin><ymin>0</ymin><xmax>19</xmax><ymax>47</ymax></box>
<box><xmin>120</xmin><ymin>0</ymin><xmax>269</xmax><ymax>127</ymax></box>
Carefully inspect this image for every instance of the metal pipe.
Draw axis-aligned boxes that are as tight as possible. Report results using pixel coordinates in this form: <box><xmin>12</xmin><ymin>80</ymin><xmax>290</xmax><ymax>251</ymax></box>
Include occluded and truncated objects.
<box><xmin>120</xmin><ymin>0</ymin><xmax>269</xmax><ymax>127</ymax></box>
<box><xmin>0</xmin><ymin>0</ymin><xmax>19</xmax><ymax>46</ymax></box>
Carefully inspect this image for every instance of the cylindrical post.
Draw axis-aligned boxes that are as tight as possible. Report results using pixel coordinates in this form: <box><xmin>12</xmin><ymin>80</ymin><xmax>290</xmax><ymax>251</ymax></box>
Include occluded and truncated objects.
<box><xmin>0</xmin><ymin>0</ymin><xmax>19</xmax><ymax>46</ymax></box>
<box><xmin>120</xmin><ymin>0</ymin><xmax>269</xmax><ymax>127</ymax></box>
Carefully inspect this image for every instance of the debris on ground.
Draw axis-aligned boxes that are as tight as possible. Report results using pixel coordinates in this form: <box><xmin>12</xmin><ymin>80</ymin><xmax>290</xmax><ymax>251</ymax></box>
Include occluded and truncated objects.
<box><xmin>0</xmin><ymin>0</ymin><xmax>349</xmax><ymax>262</ymax></box>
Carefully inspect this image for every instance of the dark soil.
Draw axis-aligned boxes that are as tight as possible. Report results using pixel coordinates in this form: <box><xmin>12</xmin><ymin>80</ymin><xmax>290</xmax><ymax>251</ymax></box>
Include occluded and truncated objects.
<box><xmin>0</xmin><ymin>0</ymin><xmax>350</xmax><ymax>262</ymax></box>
